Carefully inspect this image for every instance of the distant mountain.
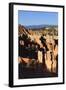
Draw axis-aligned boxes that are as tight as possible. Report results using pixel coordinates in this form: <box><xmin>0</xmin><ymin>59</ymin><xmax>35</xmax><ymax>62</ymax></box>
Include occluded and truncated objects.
<box><xmin>25</xmin><ymin>24</ymin><xmax>58</xmax><ymax>30</ymax></box>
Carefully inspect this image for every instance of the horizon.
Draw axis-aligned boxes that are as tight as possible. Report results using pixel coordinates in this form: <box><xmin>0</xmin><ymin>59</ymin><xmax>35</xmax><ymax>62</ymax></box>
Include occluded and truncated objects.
<box><xmin>18</xmin><ymin>24</ymin><xmax>58</xmax><ymax>27</ymax></box>
<box><xmin>18</xmin><ymin>10</ymin><xmax>58</xmax><ymax>26</ymax></box>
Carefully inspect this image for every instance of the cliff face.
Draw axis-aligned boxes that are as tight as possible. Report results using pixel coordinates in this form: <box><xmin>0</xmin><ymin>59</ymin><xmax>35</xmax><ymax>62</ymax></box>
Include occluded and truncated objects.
<box><xmin>18</xmin><ymin>24</ymin><xmax>30</xmax><ymax>36</ymax></box>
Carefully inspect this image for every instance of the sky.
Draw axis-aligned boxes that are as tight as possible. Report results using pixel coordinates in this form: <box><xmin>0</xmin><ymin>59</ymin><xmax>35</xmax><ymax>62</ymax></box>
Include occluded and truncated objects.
<box><xmin>18</xmin><ymin>10</ymin><xmax>58</xmax><ymax>26</ymax></box>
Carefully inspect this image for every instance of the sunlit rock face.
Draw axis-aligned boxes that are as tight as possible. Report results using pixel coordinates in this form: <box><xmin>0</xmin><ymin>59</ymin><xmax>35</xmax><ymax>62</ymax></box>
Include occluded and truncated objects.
<box><xmin>45</xmin><ymin>51</ymin><xmax>52</xmax><ymax>72</ymax></box>
<box><xmin>38</xmin><ymin>51</ymin><xmax>43</xmax><ymax>63</ymax></box>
